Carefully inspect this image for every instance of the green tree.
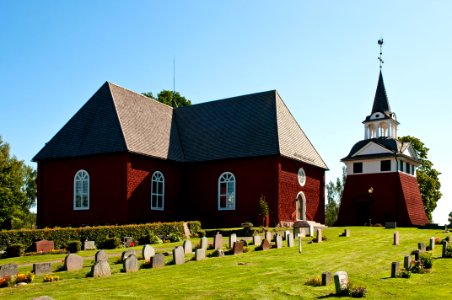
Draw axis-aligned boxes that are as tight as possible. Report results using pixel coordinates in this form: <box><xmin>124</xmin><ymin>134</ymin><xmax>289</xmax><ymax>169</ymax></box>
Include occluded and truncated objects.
<box><xmin>448</xmin><ymin>211</ymin><xmax>452</xmax><ymax>226</ymax></box>
<box><xmin>325</xmin><ymin>167</ymin><xmax>346</xmax><ymax>226</ymax></box>
<box><xmin>142</xmin><ymin>90</ymin><xmax>191</xmax><ymax>108</ymax></box>
<box><xmin>258</xmin><ymin>195</ymin><xmax>270</xmax><ymax>227</ymax></box>
<box><xmin>399</xmin><ymin>135</ymin><xmax>442</xmax><ymax>222</ymax></box>
<box><xmin>0</xmin><ymin>136</ymin><xmax>37</xmax><ymax>229</ymax></box>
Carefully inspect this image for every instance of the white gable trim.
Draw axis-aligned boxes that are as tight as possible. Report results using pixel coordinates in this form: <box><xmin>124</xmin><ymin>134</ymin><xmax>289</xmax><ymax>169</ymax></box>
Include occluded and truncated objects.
<box><xmin>352</xmin><ymin>141</ymin><xmax>393</xmax><ymax>157</ymax></box>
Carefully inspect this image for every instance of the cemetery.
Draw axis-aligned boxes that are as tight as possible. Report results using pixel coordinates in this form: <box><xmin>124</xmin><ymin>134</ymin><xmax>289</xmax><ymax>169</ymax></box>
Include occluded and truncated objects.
<box><xmin>0</xmin><ymin>225</ymin><xmax>451</xmax><ymax>299</ymax></box>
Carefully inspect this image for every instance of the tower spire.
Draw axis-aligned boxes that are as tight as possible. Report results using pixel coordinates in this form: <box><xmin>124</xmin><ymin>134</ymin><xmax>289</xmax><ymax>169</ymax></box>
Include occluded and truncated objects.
<box><xmin>378</xmin><ymin>38</ymin><xmax>384</xmax><ymax>69</ymax></box>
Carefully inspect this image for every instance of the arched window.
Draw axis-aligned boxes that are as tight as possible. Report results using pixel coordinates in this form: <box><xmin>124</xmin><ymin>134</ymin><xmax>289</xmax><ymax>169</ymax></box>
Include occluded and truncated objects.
<box><xmin>74</xmin><ymin>170</ymin><xmax>89</xmax><ymax>210</ymax></box>
<box><xmin>218</xmin><ymin>172</ymin><xmax>236</xmax><ymax>210</ymax></box>
<box><xmin>151</xmin><ymin>171</ymin><xmax>164</xmax><ymax>210</ymax></box>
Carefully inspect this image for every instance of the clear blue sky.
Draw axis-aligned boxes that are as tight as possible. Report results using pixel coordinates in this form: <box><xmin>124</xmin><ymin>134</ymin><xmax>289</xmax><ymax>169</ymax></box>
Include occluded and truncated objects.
<box><xmin>1</xmin><ymin>1</ymin><xmax>451</xmax><ymax>224</ymax></box>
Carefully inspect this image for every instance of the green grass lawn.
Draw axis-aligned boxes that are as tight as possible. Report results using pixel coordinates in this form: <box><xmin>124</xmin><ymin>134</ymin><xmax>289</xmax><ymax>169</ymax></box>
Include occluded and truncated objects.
<box><xmin>0</xmin><ymin>227</ymin><xmax>451</xmax><ymax>299</ymax></box>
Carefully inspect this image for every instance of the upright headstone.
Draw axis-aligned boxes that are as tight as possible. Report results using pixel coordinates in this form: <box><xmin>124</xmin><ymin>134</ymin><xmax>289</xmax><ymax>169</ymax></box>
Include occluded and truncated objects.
<box><xmin>122</xmin><ymin>237</ymin><xmax>133</xmax><ymax>247</ymax></box>
<box><xmin>275</xmin><ymin>234</ymin><xmax>283</xmax><ymax>249</ymax></box>
<box><xmin>0</xmin><ymin>263</ymin><xmax>18</xmax><ymax>277</ymax></box>
<box><xmin>35</xmin><ymin>240</ymin><xmax>54</xmax><ymax>253</ymax></box>
<box><xmin>253</xmin><ymin>235</ymin><xmax>261</xmax><ymax>246</ymax></box>
<box><xmin>308</xmin><ymin>224</ymin><xmax>315</xmax><ymax>237</ymax></box>
<box><xmin>121</xmin><ymin>249</ymin><xmax>136</xmax><ymax>262</ymax></box>
<box><xmin>95</xmin><ymin>250</ymin><xmax>108</xmax><ymax>263</ymax></box>
<box><xmin>391</xmin><ymin>262</ymin><xmax>400</xmax><ymax>278</ymax></box>
<box><xmin>393</xmin><ymin>231</ymin><xmax>399</xmax><ymax>245</ymax></box>
<box><xmin>265</xmin><ymin>230</ymin><xmax>272</xmax><ymax>242</ymax></box>
<box><xmin>229</xmin><ymin>234</ymin><xmax>237</xmax><ymax>249</ymax></box>
<box><xmin>64</xmin><ymin>254</ymin><xmax>84</xmax><ymax>271</ymax></box>
<box><xmin>287</xmin><ymin>232</ymin><xmax>294</xmax><ymax>247</ymax></box>
<box><xmin>232</xmin><ymin>241</ymin><xmax>244</xmax><ymax>255</ymax></box>
<box><xmin>316</xmin><ymin>229</ymin><xmax>322</xmax><ymax>243</ymax></box>
<box><xmin>151</xmin><ymin>253</ymin><xmax>165</xmax><ymax>268</ymax></box>
<box><xmin>261</xmin><ymin>239</ymin><xmax>271</xmax><ymax>251</ymax></box>
<box><xmin>322</xmin><ymin>271</ymin><xmax>332</xmax><ymax>286</ymax></box>
<box><xmin>333</xmin><ymin>271</ymin><xmax>349</xmax><ymax>294</ymax></box>
<box><xmin>429</xmin><ymin>237</ymin><xmax>435</xmax><ymax>251</ymax></box>
<box><xmin>284</xmin><ymin>230</ymin><xmax>291</xmax><ymax>240</ymax></box>
<box><xmin>344</xmin><ymin>229</ymin><xmax>350</xmax><ymax>237</ymax></box>
<box><xmin>195</xmin><ymin>249</ymin><xmax>206</xmax><ymax>261</ymax></box>
<box><xmin>123</xmin><ymin>254</ymin><xmax>139</xmax><ymax>273</ymax></box>
<box><xmin>83</xmin><ymin>240</ymin><xmax>96</xmax><ymax>250</ymax></box>
<box><xmin>442</xmin><ymin>240</ymin><xmax>449</xmax><ymax>258</ymax></box>
<box><xmin>173</xmin><ymin>246</ymin><xmax>185</xmax><ymax>265</ymax></box>
<box><xmin>200</xmin><ymin>237</ymin><xmax>208</xmax><ymax>250</ymax></box>
<box><xmin>142</xmin><ymin>244</ymin><xmax>155</xmax><ymax>261</ymax></box>
<box><xmin>214</xmin><ymin>233</ymin><xmax>223</xmax><ymax>250</ymax></box>
<box><xmin>418</xmin><ymin>242</ymin><xmax>426</xmax><ymax>251</ymax></box>
<box><xmin>300</xmin><ymin>228</ymin><xmax>306</xmax><ymax>238</ymax></box>
<box><xmin>298</xmin><ymin>233</ymin><xmax>302</xmax><ymax>253</ymax></box>
<box><xmin>33</xmin><ymin>263</ymin><xmax>52</xmax><ymax>275</ymax></box>
<box><xmin>91</xmin><ymin>260</ymin><xmax>111</xmax><ymax>277</ymax></box>
<box><xmin>404</xmin><ymin>255</ymin><xmax>411</xmax><ymax>270</ymax></box>
<box><xmin>413</xmin><ymin>250</ymin><xmax>420</xmax><ymax>261</ymax></box>
<box><xmin>183</xmin><ymin>240</ymin><xmax>193</xmax><ymax>254</ymax></box>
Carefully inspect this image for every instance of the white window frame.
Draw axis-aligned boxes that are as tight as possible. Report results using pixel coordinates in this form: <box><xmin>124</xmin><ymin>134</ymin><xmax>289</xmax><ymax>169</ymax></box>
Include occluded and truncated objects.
<box><xmin>218</xmin><ymin>172</ymin><xmax>236</xmax><ymax>210</ymax></box>
<box><xmin>151</xmin><ymin>171</ymin><xmax>165</xmax><ymax>210</ymax></box>
<box><xmin>298</xmin><ymin>168</ymin><xmax>306</xmax><ymax>186</ymax></box>
<box><xmin>74</xmin><ymin>169</ymin><xmax>90</xmax><ymax>210</ymax></box>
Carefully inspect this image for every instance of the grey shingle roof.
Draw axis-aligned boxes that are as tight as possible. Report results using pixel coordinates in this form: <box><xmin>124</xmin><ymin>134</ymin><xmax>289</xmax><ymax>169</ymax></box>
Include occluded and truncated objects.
<box><xmin>34</xmin><ymin>83</ymin><xmax>328</xmax><ymax>169</ymax></box>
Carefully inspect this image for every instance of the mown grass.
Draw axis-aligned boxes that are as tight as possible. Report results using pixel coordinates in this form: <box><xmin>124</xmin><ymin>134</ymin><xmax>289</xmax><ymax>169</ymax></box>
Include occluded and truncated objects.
<box><xmin>0</xmin><ymin>227</ymin><xmax>451</xmax><ymax>299</ymax></box>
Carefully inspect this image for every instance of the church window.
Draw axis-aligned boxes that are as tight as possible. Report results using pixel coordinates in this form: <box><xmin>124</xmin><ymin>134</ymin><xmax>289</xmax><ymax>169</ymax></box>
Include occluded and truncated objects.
<box><xmin>353</xmin><ymin>162</ymin><xmax>363</xmax><ymax>174</ymax></box>
<box><xmin>381</xmin><ymin>160</ymin><xmax>391</xmax><ymax>171</ymax></box>
<box><xmin>74</xmin><ymin>170</ymin><xmax>89</xmax><ymax>210</ymax></box>
<box><xmin>151</xmin><ymin>171</ymin><xmax>164</xmax><ymax>210</ymax></box>
<box><xmin>297</xmin><ymin>168</ymin><xmax>306</xmax><ymax>186</ymax></box>
<box><xmin>406</xmin><ymin>164</ymin><xmax>411</xmax><ymax>175</ymax></box>
<box><xmin>218</xmin><ymin>172</ymin><xmax>236</xmax><ymax>210</ymax></box>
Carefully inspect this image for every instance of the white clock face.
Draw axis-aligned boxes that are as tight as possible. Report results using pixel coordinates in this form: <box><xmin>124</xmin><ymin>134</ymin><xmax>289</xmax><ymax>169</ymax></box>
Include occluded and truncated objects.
<box><xmin>298</xmin><ymin>168</ymin><xmax>306</xmax><ymax>186</ymax></box>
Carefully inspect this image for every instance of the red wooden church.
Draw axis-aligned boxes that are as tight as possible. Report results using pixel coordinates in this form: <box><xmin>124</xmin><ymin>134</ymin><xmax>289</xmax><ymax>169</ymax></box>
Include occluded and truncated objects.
<box><xmin>33</xmin><ymin>82</ymin><xmax>328</xmax><ymax>228</ymax></box>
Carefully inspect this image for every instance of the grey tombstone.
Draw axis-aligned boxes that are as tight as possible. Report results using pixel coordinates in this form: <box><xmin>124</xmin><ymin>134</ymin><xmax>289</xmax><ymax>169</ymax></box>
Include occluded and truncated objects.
<box><xmin>316</xmin><ymin>229</ymin><xmax>322</xmax><ymax>243</ymax></box>
<box><xmin>121</xmin><ymin>249</ymin><xmax>136</xmax><ymax>262</ymax></box>
<box><xmin>64</xmin><ymin>253</ymin><xmax>84</xmax><ymax>271</ymax></box>
<box><xmin>442</xmin><ymin>240</ymin><xmax>449</xmax><ymax>258</ymax></box>
<box><xmin>418</xmin><ymin>242</ymin><xmax>426</xmax><ymax>251</ymax></box>
<box><xmin>287</xmin><ymin>232</ymin><xmax>294</xmax><ymax>247</ymax></box>
<box><xmin>0</xmin><ymin>263</ymin><xmax>18</xmax><ymax>277</ymax></box>
<box><xmin>344</xmin><ymin>229</ymin><xmax>350</xmax><ymax>237</ymax></box>
<box><xmin>413</xmin><ymin>250</ymin><xmax>420</xmax><ymax>261</ymax></box>
<box><xmin>393</xmin><ymin>231</ymin><xmax>399</xmax><ymax>245</ymax></box>
<box><xmin>173</xmin><ymin>246</ymin><xmax>185</xmax><ymax>265</ymax></box>
<box><xmin>214</xmin><ymin>232</ymin><xmax>223</xmax><ymax>250</ymax></box>
<box><xmin>123</xmin><ymin>254</ymin><xmax>139</xmax><ymax>273</ymax></box>
<box><xmin>83</xmin><ymin>240</ymin><xmax>96</xmax><ymax>250</ymax></box>
<box><xmin>232</xmin><ymin>241</ymin><xmax>244</xmax><ymax>255</ymax></box>
<box><xmin>229</xmin><ymin>233</ymin><xmax>237</xmax><ymax>249</ymax></box>
<box><xmin>322</xmin><ymin>271</ymin><xmax>332</xmax><ymax>286</ymax></box>
<box><xmin>265</xmin><ymin>230</ymin><xmax>272</xmax><ymax>242</ymax></box>
<box><xmin>429</xmin><ymin>237</ymin><xmax>435</xmax><ymax>251</ymax></box>
<box><xmin>91</xmin><ymin>260</ymin><xmax>111</xmax><ymax>277</ymax></box>
<box><xmin>391</xmin><ymin>262</ymin><xmax>400</xmax><ymax>278</ymax></box>
<box><xmin>32</xmin><ymin>297</ymin><xmax>55</xmax><ymax>300</ymax></box>
<box><xmin>404</xmin><ymin>255</ymin><xmax>411</xmax><ymax>270</ymax></box>
<box><xmin>261</xmin><ymin>239</ymin><xmax>271</xmax><ymax>251</ymax></box>
<box><xmin>298</xmin><ymin>233</ymin><xmax>302</xmax><ymax>253</ymax></box>
<box><xmin>123</xmin><ymin>236</ymin><xmax>133</xmax><ymax>247</ymax></box>
<box><xmin>33</xmin><ymin>262</ymin><xmax>52</xmax><ymax>275</ymax></box>
<box><xmin>284</xmin><ymin>230</ymin><xmax>291</xmax><ymax>240</ymax></box>
<box><xmin>275</xmin><ymin>234</ymin><xmax>283</xmax><ymax>249</ymax></box>
<box><xmin>195</xmin><ymin>248</ymin><xmax>206</xmax><ymax>261</ymax></box>
<box><xmin>309</xmin><ymin>224</ymin><xmax>315</xmax><ymax>237</ymax></box>
<box><xmin>95</xmin><ymin>250</ymin><xmax>109</xmax><ymax>263</ymax></box>
<box><xmin>253</xmin><ymin>235</ymin><xmax>262</xmax><ymax>246</ymax></box>
<box><xmin>142</xmin><ymin>244</ymin><xmax>155</xmax><ymax>261</ymax></box>
<box><xmin>333</xmin><ymin>271</ymin><xmax>349</xmax><ymax>294</ymax></box>
<box><xmin>151</xmin><ymin>253</ymin><xmax>165</xmax><ymax>268</ymax></box>
<box><xmin>183</xmin><ymin>240</ymin><xmax>193</xmax><ymax>254</ymax></box>
<box><xmin>200</xmin><ymin>237</ymin><xmax>208</xmax><ymax>250</ymax></box>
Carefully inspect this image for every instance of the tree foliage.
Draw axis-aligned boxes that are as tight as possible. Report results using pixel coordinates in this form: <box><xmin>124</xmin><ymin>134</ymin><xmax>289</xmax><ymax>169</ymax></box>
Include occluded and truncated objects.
<box><xmin>142</xmin><ymin>90</ymin><xmax>191</xmax><ymax>108</ymax></box>
<box><xmin>0</xmin><ymin>136</ymin><xmax>37</xmax><ymax>229</ymax></box>
<box><xmin>325</xmin><ymin>167</ymin><xmax>346</xmax><ymax>226</ymax></box>
<box><xmin>399</xmin><ymin>135</ymin><xmax>442</xmax><ymax>222</ymax></box>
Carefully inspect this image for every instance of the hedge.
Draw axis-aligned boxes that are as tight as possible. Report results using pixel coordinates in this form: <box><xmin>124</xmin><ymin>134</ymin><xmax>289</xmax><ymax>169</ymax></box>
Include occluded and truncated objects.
<box><xmin>0</xmin><ymin>221</ymin><xmax>202</xmax><ymax>252</ymax></box>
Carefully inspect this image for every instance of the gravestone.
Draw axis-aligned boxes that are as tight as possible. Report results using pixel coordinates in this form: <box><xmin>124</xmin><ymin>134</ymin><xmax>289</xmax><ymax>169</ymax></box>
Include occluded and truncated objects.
<box><xmin>0</xmin><ymin>263</ymin><xmax>18</xmax><ymax>277</ymax></box>
<box><xmin>214</xmin><ymin>233</ymin><xmax>223</xmax><ymax>250</ymax></box>
<box><xmin>151</xmin><ymin>253</ymin><xmax>165</xmax><ymax>268</ymax></box>
<box><xmin>253</xmin><ymin>235</ymin><xmax>262</xmax><ymax>246</ymax></box>
<box><xmin>418</xmin><ymin>242</ymin><xmax>426</xmax><ymax>251</ymax></box>
<box><xmin>232</xmin><ymin>241</ymin><xmax>244</xmax><ymax>255</ymax></box>
<box><xmin>265</xmin><ymin>230</ymin><xmax>272</xmax><ymax>242</ymax></box>
<box><xmin>34</xmin><ymin>240</ymin><xmax>54</xmax><ymax>253</ymax></box>
<box><xmin>32</xmin><ymin>297</ymin><xmax>55</xmax><ymax>300</ymax></box>
<box><xmin>95</xmin><ymin>250</ymin><xmax>108</xmax><ymax>263</ymax></box>
<box><xmin>298</xmin><ymin>233</ymin><xmax>302</xmax><ymax>253</ymax></box>
<box><xmin>216</xmin><ymin>249</ymin><xmax>225</xmax><ymax>257</ymax></box>
<box><xmin>64</xmin><ymin>254</ymin><xmax>84</xmax><ymax>271</ymax></box>
<box><xmin>316</xmin><ymin>229</ymin><xmax>322</xmax><ymax>243</ymax></box>
<box><xmin>200</xmin><ymin>237</ymin><xmax>208</xmax><ymax>250</ymax></box>
<box><xmin>123</xmin><ymin>236</ymin><xmax>133</xmax><ymax>247</ymax></box>
<box><xmin>385</xmin><ymin>222</ymin><xmax>397</xmax><ymax>229</ymax></box>
<box><xmin>275</xmin><ymin>234</ymin><xmax>283</xmax><ymax>249</ymax></box>
<box><xmin>261</xmin><ymin>239</ymin><xmax>271</xmax><ymax>251</ymax></box>
<box><xmin>121</xmin><ymin>249</ymin><xmax>136</xmax><ymax>262</ymax></box>
<box><xmin>173</xmin><ymin>246</ymin><xmax>185</xmax><ymax>265</ymax></box>
<box><xmin>284</xmin><ymin>230</ymin><xmax>291</xmax><ymax>240</ymax></box>
<box><xmin>391</xmin><ymin>262</ymin><xmax>400</xmax><ymax>278</ymax></box>
<box><xmin>343</xmin><ymin>229</ymin><xmax>350</xmax><ymax>237</ymax></box>
<box><xmin>91</xmin><ymin>260</ymin><xmax>111</xmax><ymax>277</ymax></box>
<box><xmin>308</xmin><ymin>224</ymin><xmax>315</xmax><ymax>237</ymax></box>
<box><xmin>404</xmin><ymin>255</ymin><xmax>411</xmax><ymax>270</ymax></box>
<box><xmin>83</xmin><ymin>240</ymin><xmax>96</xmax><ymax>250</ymax></box>
<box><xmin>195</xmin><ymin>249</ymin><xmax>206</xmax><ymax>261</ymax></box>
<box><xmin>142</xmin><ymin>244</ymin><xmax>155</xmax><ymax>261</ymax></box>
<box><xmin>442</xmin><ymin>241</ymin><xmax>449</xmax><ymax>258</ymax></box>
<box><xmin>333</xmin><ymin>271</ymin><xmax>349</xmax><ymax>294</ymax></box>
<box><xmin>300</xmin><ymin>228</ymin><xmax>306</xmax><ymax>238</ymax></box>
<box><xmin>393</xmin><ymin>231</ymin><xmax>399</xmax><ymax>245</ymax></box>
<box><xmin>429</xmin><ymin>237</ymin><xmax>435</xmax><ymax>251</ymax></box>
<box><xmin>322</xmin><ymin>271</ymin><xmax>332</xmax><ymax>286</ymax></box>
<box><xmin>183</xmin><ymin>240</ymin><xmax>193</xmax><ymax>254</ymax></box>
<box><xmin>123</xmin><ymin>254</ymin><xmax>139</xmax><ymax>273</ymax></box>
<box><xmin>33</xmin><ymin>262</ymin><xmax>52</xmax><ymax>275</ymax></box>
<box><xmin>287</xmin><ymin>232</ymin><xmax>294</xmax><ymax>247</ymax></box>
<box><xmin>413</xmin><ymin>250</ymin><xmax>420</xmax><ymax>261</ymax></box>
<box><xmin>229</xmin><ymin>233</ymin><xmax>237</xmax><ymax>249</ymax></box>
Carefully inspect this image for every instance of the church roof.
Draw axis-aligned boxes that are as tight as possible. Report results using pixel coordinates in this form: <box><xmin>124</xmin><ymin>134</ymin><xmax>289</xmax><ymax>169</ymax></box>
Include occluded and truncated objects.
<box><xmin>34</xmin><ymin>82</ymin><xmax>328</xmax><ymax>169</ymax></box>
<box><xmin>364</xmin><ymin>71</ymin><xmax>394</xmax><ymax>122</ymax></box>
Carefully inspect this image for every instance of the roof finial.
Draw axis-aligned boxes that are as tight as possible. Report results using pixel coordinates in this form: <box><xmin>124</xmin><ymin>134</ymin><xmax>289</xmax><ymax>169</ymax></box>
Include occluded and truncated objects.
<box><xmin>378</xmin><ymin>38</ymin><xmax>384</xmax><ymax>69</ymax></box>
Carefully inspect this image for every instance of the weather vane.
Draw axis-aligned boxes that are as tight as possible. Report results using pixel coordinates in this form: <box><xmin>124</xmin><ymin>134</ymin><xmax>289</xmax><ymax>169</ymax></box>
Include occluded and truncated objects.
<box><xmin>378</xmin><ymin>38</ymin><xmax>384</xmax><ymax>69</ymax></box>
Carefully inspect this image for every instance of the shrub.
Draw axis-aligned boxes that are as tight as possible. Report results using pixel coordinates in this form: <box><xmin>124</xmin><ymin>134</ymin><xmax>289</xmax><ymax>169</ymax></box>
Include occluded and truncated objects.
<box><xmin>43</xmin><ymin>274</ymin><xmax>60</xmax><ymax>282</ymax></box>
<box><xmin>167</xmin><ymin>233</ymin><xmax>183</xmax><ymax>243</ymax></box>
<box><xmin>338</xmin><ymin>282</ymin><xmax>367</xmax><ymax>298</ymax></box>
<box><xmin>6</xmin><ymin>244</ymin><xmax>24</xmax><ymax>257</ymax></box>
<box><xmin>443</xmin><ymin>245</ymin><xmax>452</xmax><ymax>258</ymax></box>
<box><xmin>304</xmin><ymin>276</ymin><xmax>322</xmax><ymax>286</ymax></box>
<box><xmin>15</xmin><ymin>273</ymin><xmax>34</xmax><ymax>284</ymax></box>
<box><xmin>0</xmin><ymin>276</ymin><xmax>13</xmax><ymax>288</ymax></box>
<box><xmin>410</xmin><ymin>261</ymin><xmax>426</xmax><ymax>274</ymax></box>
<box><xmin>420</xmin><ymin>252</ymin><xmax>433</xmax><ymax>269</ymax></box>
<box><xmin>397</xmin><ymin>269</ymin><xmax>411</xmax><ymax>278</ymax></box>
<box><xmin>435</xmin><ymin>237</ymin><xmax>443</xmax><ymax>245</ymax></box>
<box><xmin>102</xmin><ymin>237</ymin><xmax>121</xmax><ymax>249</ymax></box>
<box><xmin>241</xmin><ymin>222</ymin><xmax>254</xmax><ymax>237</ymax></box>
<box><xmin>67</xmin><ymin>240</ymin><xmax>82</xmax><ymax>253</ymax></box>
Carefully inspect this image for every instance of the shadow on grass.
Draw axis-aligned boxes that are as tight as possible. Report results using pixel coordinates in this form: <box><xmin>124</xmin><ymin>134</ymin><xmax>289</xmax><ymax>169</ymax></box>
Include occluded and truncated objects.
<box><xmin>317</xmin><ymin>293</ymin><xmax>346</xmax><ymax>299</ymax></box>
